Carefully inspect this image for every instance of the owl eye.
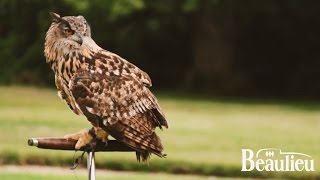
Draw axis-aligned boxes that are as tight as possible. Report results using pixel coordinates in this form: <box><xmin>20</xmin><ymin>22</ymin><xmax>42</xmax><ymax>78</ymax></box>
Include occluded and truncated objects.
<box><xmin>64</xmin><ymin>29</ymin><xmax>74</xmax><ymax>36</ymax></box>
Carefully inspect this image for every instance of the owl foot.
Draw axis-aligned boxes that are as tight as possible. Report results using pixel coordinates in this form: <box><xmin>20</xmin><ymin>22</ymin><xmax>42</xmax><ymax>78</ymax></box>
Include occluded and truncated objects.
<box><xmin>94</xmin><ymin>127</ymin><xmax>109</xmax><ymax>143</ymax></box>
<box><xmin>64</xmin><ymin>127</ymin><xmax>109</xmax><ymax>150</ymax></box>
<box><xmin>64</xmin><ymin>128</ymin><xmax>93</xmax><ymax>150</ymax></box>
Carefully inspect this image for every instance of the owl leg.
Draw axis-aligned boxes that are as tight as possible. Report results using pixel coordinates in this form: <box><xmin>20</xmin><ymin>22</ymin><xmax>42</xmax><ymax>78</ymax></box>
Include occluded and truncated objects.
<box><xmin>64</xmin><ymin>127</ymin><xmax>109</xmax><ymax>150</ymax></box>
<box><xmin>94</xmin><ymin>127</ymin><xmax>109</xmax><ymax>144</ymax></box>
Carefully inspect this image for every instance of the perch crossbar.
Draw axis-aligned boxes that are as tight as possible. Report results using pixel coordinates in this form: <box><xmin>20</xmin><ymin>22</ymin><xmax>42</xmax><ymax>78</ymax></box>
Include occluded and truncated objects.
<box><xmin>28</xmin><ymin>138</ymin><xmax>135</xmax><ymax>180</ymax></box>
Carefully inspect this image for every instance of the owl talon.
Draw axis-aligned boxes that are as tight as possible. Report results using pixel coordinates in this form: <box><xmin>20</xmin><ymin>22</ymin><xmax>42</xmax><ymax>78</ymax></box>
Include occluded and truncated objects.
<box><xmin>64</xmin><ymin>127</ymin><xmax>109</xmax><ymax>150</ymax></box>
<box><xmin>64</xmin><ymin>128</ymin><xmax>93</xmax><ymax>150</ymax></box>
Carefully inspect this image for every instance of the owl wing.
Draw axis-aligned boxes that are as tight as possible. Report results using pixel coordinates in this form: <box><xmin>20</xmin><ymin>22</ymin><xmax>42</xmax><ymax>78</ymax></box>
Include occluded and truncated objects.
<box><xmin>69</xmin><ymin>70</ymin><xmax>168</xmax><ymax>161</ymax></box>
<box><xmin>90</xmin><ymin>51</ymin><xmax>153</xmax><ymax>87</ymax></box>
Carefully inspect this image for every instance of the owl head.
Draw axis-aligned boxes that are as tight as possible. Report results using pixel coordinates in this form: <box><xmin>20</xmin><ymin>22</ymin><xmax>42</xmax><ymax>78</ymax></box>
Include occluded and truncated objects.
<box><xmin>47</xmin><ymin>12</ymin><xmax>91</xmax><ymax>46</ymax></box>
<box><xmin>45</xmin><ymin>12</ymin><xmax>93</xmax><ymax>62</ymax></box>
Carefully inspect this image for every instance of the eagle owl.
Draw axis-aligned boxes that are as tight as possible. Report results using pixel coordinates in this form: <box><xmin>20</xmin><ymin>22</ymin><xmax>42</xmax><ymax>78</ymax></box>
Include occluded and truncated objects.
<box><xmin>44</xmin><ymin>12</ymin><xmax>168</xmax><ymax>161</ymax></box>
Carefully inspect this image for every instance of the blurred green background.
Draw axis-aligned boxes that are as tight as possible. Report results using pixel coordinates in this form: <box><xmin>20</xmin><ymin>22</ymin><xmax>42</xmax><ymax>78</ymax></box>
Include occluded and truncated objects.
<box><xmin>0</xmin><ymin>0</ymin><xmax>320</xmax><ymax>179</ymax></box>
<box><xmin>2</xmin><ymin>0</ymin><xmax>320</xmax><ymax>99</ymax></box>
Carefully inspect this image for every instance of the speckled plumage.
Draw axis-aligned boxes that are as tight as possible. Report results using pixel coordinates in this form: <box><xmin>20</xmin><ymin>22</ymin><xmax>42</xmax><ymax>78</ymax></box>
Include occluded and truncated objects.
<box><xmin>44</xmin><ymin>12</ymin><xmax>168</xmax><ymax>161</ymax></box>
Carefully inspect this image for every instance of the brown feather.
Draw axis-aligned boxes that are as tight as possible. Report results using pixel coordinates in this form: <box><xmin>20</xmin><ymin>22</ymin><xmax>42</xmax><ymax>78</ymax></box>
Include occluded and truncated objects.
<box><xmin>70</xmin><ymin>70</ymin><xmax>167</xmax><ymax>161</ymax></box>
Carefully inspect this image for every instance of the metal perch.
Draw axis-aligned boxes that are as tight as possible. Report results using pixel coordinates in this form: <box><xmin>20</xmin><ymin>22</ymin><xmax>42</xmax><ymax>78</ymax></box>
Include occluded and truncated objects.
<box><xmin>28</xmin><ymin>138</ymin><xmax>134</xmax><ymax>180</ymax></box>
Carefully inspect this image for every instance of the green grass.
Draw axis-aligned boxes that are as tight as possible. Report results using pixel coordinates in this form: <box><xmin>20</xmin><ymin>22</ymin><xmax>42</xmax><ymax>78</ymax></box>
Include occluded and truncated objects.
<box><xmin>0</xmin><ymin>167</ymin><xmax>206</xmax><ymax>180</ymax></box>
<box><xmin>0</xmin><ymin>172</ymin><xmax>77</xmax><ymax>180</ymax></box>
<box><xmin>0</xmin><ymin>173</ymin><xmax>188</xmax><ymax>180</ymax></box>
<box><xmin>0</xmin><ymin>86</ymin><xmax>319</xmax><ymax>179</ymax></box>
<box><xmin>0</xmin><ymin>171</ymin><xmax>207</xmax><ymax>180</ymax></box>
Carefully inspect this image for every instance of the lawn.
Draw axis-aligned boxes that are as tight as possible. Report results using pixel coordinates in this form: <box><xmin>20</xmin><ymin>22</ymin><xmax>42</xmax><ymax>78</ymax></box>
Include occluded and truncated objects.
<box><xmin>0</xmin><ymin>86</ymin><xmax>319</xmax><ymax>179</ymax></box>
<box><xmin>0</xmin><ymin>172</ymin><xmax>206</xmax><ymax>180</ymax></box>
<box><xmin>0</xmin><ymin>165</ymin><xmax>208</xmax><ymax>180</ymax></box>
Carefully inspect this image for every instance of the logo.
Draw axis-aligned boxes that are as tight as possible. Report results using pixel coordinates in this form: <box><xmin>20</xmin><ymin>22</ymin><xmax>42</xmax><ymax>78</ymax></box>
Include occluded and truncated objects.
<box><xmin>241</xmin><ymin>148</ymin><xmax>315</xmax><ymax>171</ymax></box>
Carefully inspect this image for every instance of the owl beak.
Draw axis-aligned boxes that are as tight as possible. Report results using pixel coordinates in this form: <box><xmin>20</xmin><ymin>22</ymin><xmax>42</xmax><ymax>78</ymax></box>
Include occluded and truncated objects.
<box><xmin>72</xmin><ymin>33</ymin><xmax>83</xmax><ymax>45</ymax></box>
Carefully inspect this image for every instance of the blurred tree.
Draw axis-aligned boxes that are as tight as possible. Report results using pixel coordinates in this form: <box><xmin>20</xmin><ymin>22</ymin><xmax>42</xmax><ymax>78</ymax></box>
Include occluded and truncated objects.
<box><xmin>185</xmin><ymin>0</ymin><xmax>235</xmax><ymax>94</ymax></box>
<box><xmin>1</xmin><ymin>0</ymin><xmax>320</xmax><ymax>99</ymax></box>
<box><xmin>0</xmin><ymin>0</ymin><xmax>75</xmax><ymax>85</ymax></box>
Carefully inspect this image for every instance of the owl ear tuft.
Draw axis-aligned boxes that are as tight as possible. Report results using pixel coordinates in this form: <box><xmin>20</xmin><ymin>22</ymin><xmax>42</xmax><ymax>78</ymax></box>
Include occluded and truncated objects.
<box><xmin>50</xmin><ymin>12</ymin><xmax>61</xmax><ymax>23</ymax></box>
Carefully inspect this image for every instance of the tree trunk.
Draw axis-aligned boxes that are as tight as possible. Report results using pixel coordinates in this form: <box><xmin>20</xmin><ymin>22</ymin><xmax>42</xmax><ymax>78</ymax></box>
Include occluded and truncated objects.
<box><xmin>186</xmin><ymin>0</ymin><xmax>234</xmax><ymax>94</ymax></box>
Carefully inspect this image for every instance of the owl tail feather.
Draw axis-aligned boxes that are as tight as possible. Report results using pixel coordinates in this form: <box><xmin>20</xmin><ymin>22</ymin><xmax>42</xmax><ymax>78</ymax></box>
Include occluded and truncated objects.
<box><xmin>125</xmin><ymin>131</ymin><xmax>166</xmax><ymax>163</ymax></box>
<box><xmin>136</xmin><ymin>151</ymin><xmax>167</xmax><ymax>163</ymax></box>
<box><xmin>104</xmin><ymin>122</ymin><xmax>166</xmax><ymax>163</ymax></box>
<box><xmin>112</xmin><ymin>131</ymin><xmax>167</xmax><ymax>163</ymax></box>
<box><xmin>134</xmin><ymin>132</ymin><xmax>167</xmax><ymax>162</ymax></box>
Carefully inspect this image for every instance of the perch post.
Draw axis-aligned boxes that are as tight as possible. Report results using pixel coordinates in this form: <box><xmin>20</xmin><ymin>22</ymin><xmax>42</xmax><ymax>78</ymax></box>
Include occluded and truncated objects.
<box><xmin>87</xmin><ymin>151</ymin><xmax>95</xmax><ymax>180</ymax></box>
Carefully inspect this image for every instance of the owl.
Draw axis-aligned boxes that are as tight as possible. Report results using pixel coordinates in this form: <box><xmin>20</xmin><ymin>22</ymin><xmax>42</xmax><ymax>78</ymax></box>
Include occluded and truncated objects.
<box><xmin>44</xmin><ymin>12</ymin><xmax>168</xmax><ymax>162</ymax></box>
